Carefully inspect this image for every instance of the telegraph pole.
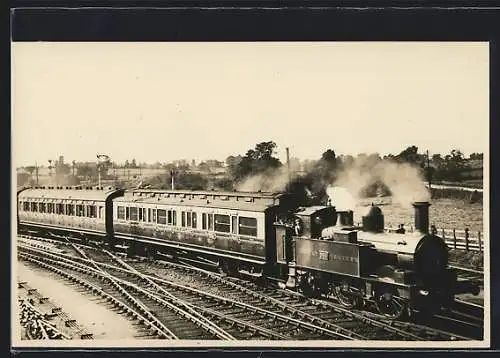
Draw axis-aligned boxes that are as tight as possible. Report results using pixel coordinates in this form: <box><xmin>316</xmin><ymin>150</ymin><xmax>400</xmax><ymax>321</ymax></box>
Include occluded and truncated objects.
<box><xmin>97</xmin><ymin>154</ymin><xmax>110</xmax><ymax>187</ymax></box>
<box><xmin>35</xmin><ymin>162</ymin><xmax>39</xmax><ymax>185</ymax></box>
<box><xmin>171</xmin><ymin>169</ymin><xmax>175</xmax><ymax>190</ymax></box>
<box><xmin>426</xmin><ymin>150</ymin><xmax>432</xmax><ymax>192</ymax></box>
<box><xmin>286</xmin><ymin>147</ymin><xmax>291</xmax><ymax>192</ymax></box>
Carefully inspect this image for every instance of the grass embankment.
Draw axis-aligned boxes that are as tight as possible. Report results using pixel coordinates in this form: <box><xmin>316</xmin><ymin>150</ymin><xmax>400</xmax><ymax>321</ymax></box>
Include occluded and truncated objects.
<box><xmin>448</xmin><ymin>250</ymin><xmax>484</xmax><ymax>270</ymax></box>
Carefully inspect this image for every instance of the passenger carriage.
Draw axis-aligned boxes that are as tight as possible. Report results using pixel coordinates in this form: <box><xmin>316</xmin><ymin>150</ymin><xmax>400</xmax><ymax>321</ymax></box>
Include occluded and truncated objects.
<box><xmin>112</xmin><ymin>189</ymin><xmax>297</xmax><ymax>278</ymax></box>
<box><xmin>17</xmin><ymin>186</ymin><xmax>123</xmax><ymax>242</ymax></box>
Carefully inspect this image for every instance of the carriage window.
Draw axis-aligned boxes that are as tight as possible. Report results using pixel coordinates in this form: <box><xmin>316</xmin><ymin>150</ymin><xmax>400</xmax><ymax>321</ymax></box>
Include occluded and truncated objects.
<box><xmin>66</xmin><ymin>204</ymin><xmax>74</xmax><ymax>216</ymax></box>
<box><xmin>129</xmin><ymin>207</ymin><xmax>138</xmax><ymax>221</ymax></box>
<box><xmin>214</xmin><ymin>214</ymin><xmax>230</xmax><ymax>233</ymax></box>
<box><xmin>157</xmin><ymin>209</ymin><xmax>167</xmax><ymax>224</ymax></box>
<box><xmin>138</xmin><ymin>207</ymin><xmax>143</xmax><ymax>221</ymax></box>
<box><xmin>87</xmin><ymin>205</ymin><xmax>97</xmax><ymax>218</ymax></box>
<box><xmin>192</xmin><ymin>213</ymin><xmax>197</xmax><ymax>228</ymax></box>
<box><xmin>125</xmin><ymin>207</ymin><xmax>130</xmax><ymax>220</ymax></box>
<box><xmin>47</xmin><ymin>203</ymin><xmax>53</xmax><ymax>213</ymax></box>
<box><xmin>117</xmin><ymin>206</ymin><xmax>125</xmax><ymax>220</ymax></box>
<box><xmin>186</xmin><ymin>212</ymin><xmax>192</xmax><ymax>227</ymax></box>
<box><xmin>99</xmin><ymin>206</ymin><xmax>104</xmax><ymax>218</ymax></box>
<box><xmin>181</xmin><ymin>212</ymin><xmax>186</xmax><ymax>227</ymax></box>
<box><xmin>76</xmin><ymin>205</ymin><xmax>84</xmax><ymax>217</ymax></box>
<box><xmin>208</xmin><ymin>213</ymin><xmax>214</xmax><ymax>230</ymax></box>
<box><xmin>167</xmin><ymin>210</ymin><xmax>177</xmax><ymax>225</ymax></box>
<box><xmin>148</xmin><ymin>208</ymin><xmax>151</xmax><ymax>222</ymax></box>
<box><xmin>31</xmin><ymin>202</ymin><xmax>38</xmax><ymax>212</ymax></box>
<box><xmin>239</xmin><ymin>217</ymin><xmax>257</xmax><ymax>237</ymax></box>
<box><xmin>152</xmin><ymin>209</ymin><xmax>157</xmax><ymax>223</ymax></box>
<box><xmin>23</xmin><ymin>202</ymin><xmax>30</xmax><ymax>211</ymax></box>
<box><xmin>231</xmin><ymin>216</ymin><xmax>237</xmax><ymax>234</ymax></box>
<box><xmin>202</xmin><ymin>213</ymin><xmax>207</xmax><ymax>229</ymax></box>
<box><xmin>56</xmin><ymin>204</ymin><xmax>64</xmax><ymax>214</ymax></box>
<box><xmin>39</xmin><ymin>203</ymin><xmax>46</xmax><ymax>213</ymax></box>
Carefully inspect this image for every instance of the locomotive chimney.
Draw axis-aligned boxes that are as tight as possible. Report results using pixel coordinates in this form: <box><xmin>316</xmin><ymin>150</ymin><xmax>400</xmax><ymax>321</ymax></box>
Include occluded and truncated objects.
<box><xmin>413</xmin><ymin>201</ymin><xmax>430</xmax><ymax>234</ymax></box>
<box><xmin>336</xmin><ymin>210</ymin><xmax>354</xmax><ymax>227</ymax></box>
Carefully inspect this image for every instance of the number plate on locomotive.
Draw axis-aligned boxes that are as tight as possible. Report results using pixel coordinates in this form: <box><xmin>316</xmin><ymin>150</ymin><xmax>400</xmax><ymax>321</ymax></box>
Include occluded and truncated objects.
<box><xmin>319</xmin><ymin>250</ymin><xmax>330</xmax><ymax>261</ymax></box>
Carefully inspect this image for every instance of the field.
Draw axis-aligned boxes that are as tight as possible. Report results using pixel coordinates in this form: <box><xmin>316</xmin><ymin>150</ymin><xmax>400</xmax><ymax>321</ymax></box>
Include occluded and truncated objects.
<box><xmin>353</xmin><ymin>197</ymin><xmax>483</xmax><ymax>233</ymax></box>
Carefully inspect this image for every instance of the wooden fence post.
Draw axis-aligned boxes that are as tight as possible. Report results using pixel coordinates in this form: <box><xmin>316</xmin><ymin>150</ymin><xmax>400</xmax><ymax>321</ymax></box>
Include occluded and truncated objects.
<box><xmin>453</xmin><ymin>228</ymin><xmax>457</xmax><ymax>250</ymax></box>
<box><xmin>441</xmin><ymin>228</ymin><xmax>445</xmax><ymax>241</ymax></box>
<box><xmin>478</xmin><ymin>231</ymin><xmax>482</xmax><ymax>252</ymax></box>
<box><xmin>465</xmin><ymin>228</ymin><xmax>469</xmax><ymax>251</ymax></box>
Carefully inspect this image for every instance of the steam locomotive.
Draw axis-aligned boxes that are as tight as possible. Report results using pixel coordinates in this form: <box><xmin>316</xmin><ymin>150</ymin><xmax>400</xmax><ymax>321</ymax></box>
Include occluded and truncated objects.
<box><xmin>17</xmin><ymin>185</ymin><xmax>480</xmax><ymax>319</ymax></box>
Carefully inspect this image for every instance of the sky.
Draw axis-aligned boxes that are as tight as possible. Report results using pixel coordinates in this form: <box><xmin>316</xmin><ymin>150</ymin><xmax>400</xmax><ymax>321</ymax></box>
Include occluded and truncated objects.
<box><xmin>12</xmin><ymin>42</ymin><xmax>489</xmax><ymax>167</ymax></box>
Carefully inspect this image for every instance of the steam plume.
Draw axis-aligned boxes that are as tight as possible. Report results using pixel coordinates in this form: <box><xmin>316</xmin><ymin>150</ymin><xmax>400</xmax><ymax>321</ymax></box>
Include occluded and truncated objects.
<box><xmin>331</xmin><ymin>157</ymin><xmax>430</xmax><ymax>208</ymax></box>
<box><xmin>236</xmin><ymin>167</ymin><xmax>294</xmax><ymax>192</ymax></box>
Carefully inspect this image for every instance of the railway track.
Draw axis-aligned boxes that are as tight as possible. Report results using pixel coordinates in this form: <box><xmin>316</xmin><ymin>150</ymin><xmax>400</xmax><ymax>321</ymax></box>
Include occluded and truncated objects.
<box><xmin>19</xmin><ymin>244</ymin><xmax>358</xmax><ymax>340</ymax></box>
<box><xmin>449</xmin><ymin>264</ymin><xmax>484</xmax><ymax>285</ymax></box>
<box><xmin>415</xmin><ymin>299</ymin><xmax>484</xmax><ymax>340</ymax></box>
<box><xmin>17</xmin><ymin>235</ymin><xmax>481</xmax><ymax>341</ymax></box>
<box><xmin>17</xmin><ymin>280</ymin><xmax>94</xmax><ymax>340</ymax></box>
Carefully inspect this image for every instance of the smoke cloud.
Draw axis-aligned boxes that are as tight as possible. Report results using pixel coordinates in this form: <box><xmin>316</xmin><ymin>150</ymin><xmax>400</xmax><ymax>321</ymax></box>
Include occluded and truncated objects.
<box><xmin>326</xmin><ymin>186</ymin><xmax>356</xmax><ymax>210</ymax></box>
<box><xmin>236</xmin><ymin>167</ymin><xmax>295</xmax><ymax>192</ymax></box>
<box><xmin>331</xmin><ymin>157</ymin><xmax>430</xmax><ymax>208</ymax></box>
<box><xmin>233</xmin><ymin>155</ymin><xmax>430</xmax><ymax>210</ymax></box>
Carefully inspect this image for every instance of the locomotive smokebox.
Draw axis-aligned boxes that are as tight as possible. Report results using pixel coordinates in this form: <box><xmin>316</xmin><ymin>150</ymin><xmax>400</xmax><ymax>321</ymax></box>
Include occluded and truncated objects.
<box><xmin>336</xmin><ymin>210</ymin><xmax>354</xmax><ymax>227</ymax></box>
<box><xmin>413</xmin><ymin>201</ymin><xmax>430</xmax><ymax>234</ymax></box>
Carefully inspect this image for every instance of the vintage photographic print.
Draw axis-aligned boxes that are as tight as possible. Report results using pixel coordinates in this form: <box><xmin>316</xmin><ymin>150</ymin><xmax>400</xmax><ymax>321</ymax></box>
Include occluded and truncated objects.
<box><xmin>11</xmin><ymin>42</ymin><xmax>490</xmax><ymax>349</ymax></box>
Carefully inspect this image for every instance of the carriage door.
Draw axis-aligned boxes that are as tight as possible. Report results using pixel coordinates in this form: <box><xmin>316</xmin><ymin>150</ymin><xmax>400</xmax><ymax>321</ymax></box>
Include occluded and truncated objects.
<box><xmin>276</xmin><ymin>225</ymin><xmax>293</xmax><ymax>264</ymax></box>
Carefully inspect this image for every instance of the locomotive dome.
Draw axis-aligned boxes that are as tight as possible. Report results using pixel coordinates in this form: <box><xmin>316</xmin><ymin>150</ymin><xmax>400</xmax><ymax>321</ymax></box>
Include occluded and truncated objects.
<box><xmin>362</xmin><ymin>203</ymin><xmax>385</xmax><ymax>233</ymax></box>
<box><xmin>364</xmin><ymin>204</ymin><xmax>383</xmax><ymax>216</ymax></box>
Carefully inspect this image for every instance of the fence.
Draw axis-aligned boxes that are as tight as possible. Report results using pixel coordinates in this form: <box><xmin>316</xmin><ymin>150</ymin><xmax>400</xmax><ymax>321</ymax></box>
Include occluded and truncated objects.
<box><xmin>439</xmin><ymin>228</ymin><xmax>483</xmax><ymax>252</ymax></box>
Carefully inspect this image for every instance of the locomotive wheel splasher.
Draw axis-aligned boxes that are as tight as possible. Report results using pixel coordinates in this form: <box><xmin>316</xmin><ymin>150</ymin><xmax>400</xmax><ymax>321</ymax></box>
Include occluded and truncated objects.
<box><xmin>374</xmin><ymin>286</ymin><xmax>408</xmax><ymax>320</ymax></box>
<box><xmin>335</xmin><ymin>280</ymin><xmax>363</xmax><ymax>309</ymax></box>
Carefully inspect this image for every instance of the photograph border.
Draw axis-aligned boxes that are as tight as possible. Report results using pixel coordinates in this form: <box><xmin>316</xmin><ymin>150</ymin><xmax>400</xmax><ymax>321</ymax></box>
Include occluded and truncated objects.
<box><xmin>8</xmin><ymin>2</ymin><xmax>500</xmax><ymax>355</ymax></box>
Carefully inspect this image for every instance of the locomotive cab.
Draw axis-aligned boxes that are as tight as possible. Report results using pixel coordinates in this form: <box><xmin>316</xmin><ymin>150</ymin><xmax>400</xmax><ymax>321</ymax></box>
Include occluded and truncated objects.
<box><xmin>293</xmin><ymin>206</ymin><xmax>338</xmax><ymax>238</ymax></box>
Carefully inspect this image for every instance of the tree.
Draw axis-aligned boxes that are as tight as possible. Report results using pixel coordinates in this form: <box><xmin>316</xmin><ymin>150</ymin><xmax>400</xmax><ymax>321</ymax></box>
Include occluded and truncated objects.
<box><xmin>25</xmin><ymin>166</ymin><xmax>36</xmax><ymax>180</ymax></box>
<box><xmin>231</xmin><ymin>141</ymin><xmax>282</xmax><ymax>180</ymax></box>
<box><xmin>131</xmin><ymin>159</ymin><xmax>137</xmax><ymax>168</ymax></box>
<box><xmin>173</xmin><ymin>172</ymin><xmax>208</xmax><ymax>190</ymax></box>
<box><xmin>321</xmin><ymin>149</ymin><xmax>336</xmax><ymax>163</ymax></box>
<box><xmin>395</xmin><ymin>145</ymin><xmax>420</xmax><ymax>164</ymax></box>
<box><xmin>314</xmin><ymin>149</ymin><xmax>338</xmax><ymax>183</ymax></box>
<box><xmin>214</xmin><ymin>178</ymin><xmax>234</xmax><ymax>191</ymax></box>
<box><xmin>198</xmin><ymin>161</ymin><xmax>211</xmax><ymax>172</ymax></box>
<box><xmin>225</xmin><ymin>155</ymin><xmax>242</xmax><ymax>168</ymax></box>
<box><xmin>444</xmin><ymin>149</ymin><xmax>466</xmax><ymax>181</ymax></box>
<box><xmin>77</xmin><ymin>164</ymin><xmax>96</xmax><ymax>181</ymax></box>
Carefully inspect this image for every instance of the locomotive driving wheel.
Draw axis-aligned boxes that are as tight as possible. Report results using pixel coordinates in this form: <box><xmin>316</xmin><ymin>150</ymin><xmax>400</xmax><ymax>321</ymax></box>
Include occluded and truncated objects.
<box><xmin>335</xmin><ymin>280</ymin><xmax>362</xmax><ymax>309</ymax></box>
<box><xmin>374</xmin><ymin>286</ymin><xmax>407</xmax><ymax>319</ymax></box>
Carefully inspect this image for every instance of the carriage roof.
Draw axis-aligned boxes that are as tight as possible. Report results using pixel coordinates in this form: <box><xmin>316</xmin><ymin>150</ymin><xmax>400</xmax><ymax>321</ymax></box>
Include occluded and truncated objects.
<box><xmin>17</xmin><ymin>186</ymin><xmax>122</xmax><ymax>202</ymax></box>
<box><xmin>114</xmin><ymin>189</ymin><xmax>290</xmax><ymax>212</ymax></box>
